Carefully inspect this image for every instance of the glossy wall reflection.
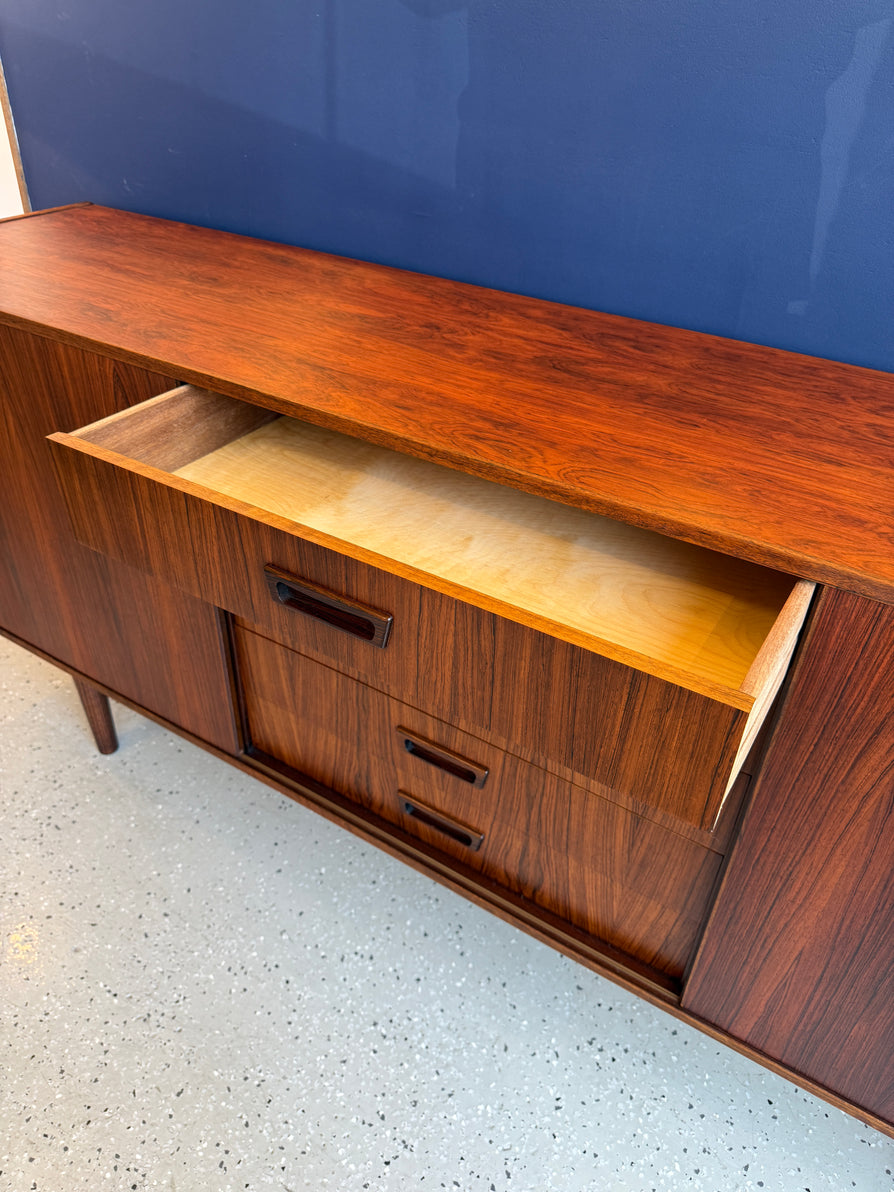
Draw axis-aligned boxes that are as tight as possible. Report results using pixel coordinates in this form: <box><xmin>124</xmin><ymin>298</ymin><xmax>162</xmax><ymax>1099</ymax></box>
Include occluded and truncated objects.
<box><xmin>1</xmin><ymin>1</ymin><xmax>893</xmax><ymax>369</ymax></box>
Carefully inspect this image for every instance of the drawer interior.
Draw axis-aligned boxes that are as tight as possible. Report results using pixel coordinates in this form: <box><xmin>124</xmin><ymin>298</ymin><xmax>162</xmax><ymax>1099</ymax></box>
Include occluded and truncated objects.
<box><xmin>62</xmin><ymin>384</ymin><xmax>814</xmax><ymax>705</ymax></box>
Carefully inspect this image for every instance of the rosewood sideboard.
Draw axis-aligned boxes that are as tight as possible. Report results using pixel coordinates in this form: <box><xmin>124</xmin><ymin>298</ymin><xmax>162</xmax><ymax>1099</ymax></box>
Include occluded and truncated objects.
<box><xmin>1</xmin><ymin>204</ymin><xmax>892</xmax><ymax>1134</ymax></box>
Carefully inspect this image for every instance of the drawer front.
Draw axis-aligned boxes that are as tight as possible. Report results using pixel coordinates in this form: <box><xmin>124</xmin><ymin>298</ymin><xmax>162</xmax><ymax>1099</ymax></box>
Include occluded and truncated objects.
<box><xmin>50</xmin><ymin>431</ymin><xmax>748</xmax><ymax>830</ymax></box>
<box><xmin>235</xmin><ymin>626</ymin><xmax>723</xmax><ymax>979</ymax></box>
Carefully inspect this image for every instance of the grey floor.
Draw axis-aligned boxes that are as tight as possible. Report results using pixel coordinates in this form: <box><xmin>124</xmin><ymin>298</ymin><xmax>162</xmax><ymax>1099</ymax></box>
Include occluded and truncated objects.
<box><xmin>1</xmin><ymin>636</ymin><xmax>892</xmax><ymax>1192</ymax></box>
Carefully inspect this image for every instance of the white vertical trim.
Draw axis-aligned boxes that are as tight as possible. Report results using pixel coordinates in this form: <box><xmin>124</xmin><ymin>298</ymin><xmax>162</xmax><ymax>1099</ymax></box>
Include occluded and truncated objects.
<box><xmin>0</xmin><ymin>56</ymin><xmax>29</xmax><ymax>216</ymax></box>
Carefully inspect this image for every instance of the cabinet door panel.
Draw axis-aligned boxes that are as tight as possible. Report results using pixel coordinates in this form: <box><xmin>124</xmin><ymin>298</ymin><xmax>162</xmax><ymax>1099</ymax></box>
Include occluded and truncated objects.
<box><xmin>0</xmin><ymin>324</ymin><xmax>237</xmax><ymax>752</ymax></box>
<box><xmin>683</xmin><ymin>587</ymin><xmax>894</xmax><ymax>1124</ymax></box>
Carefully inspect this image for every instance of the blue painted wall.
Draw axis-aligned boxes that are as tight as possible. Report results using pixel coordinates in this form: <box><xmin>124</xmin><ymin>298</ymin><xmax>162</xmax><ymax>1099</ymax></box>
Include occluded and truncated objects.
<box><xmin>2</xmin><ymin>0</ymin><xmax>894</xmax><ymax>370</ymax></box>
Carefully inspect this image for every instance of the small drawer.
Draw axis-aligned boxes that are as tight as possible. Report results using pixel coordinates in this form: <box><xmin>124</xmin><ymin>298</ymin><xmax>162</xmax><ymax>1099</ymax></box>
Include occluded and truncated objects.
<box><xmin>234</xmin><ymin>626</ymin><xmax>724</xmax><ymax>979</ymax></box>
<box><xmin>49</xmin><ymin>384</ymin><xmax>814</xmax><ymax>830</ymax></box>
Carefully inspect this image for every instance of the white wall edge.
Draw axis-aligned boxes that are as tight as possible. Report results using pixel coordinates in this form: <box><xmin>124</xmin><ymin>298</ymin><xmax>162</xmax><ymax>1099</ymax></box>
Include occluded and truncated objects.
<box><xmin>0</xmin><ymin>55</ymin><xmax>30</xmax><ymax>217</ymax></box>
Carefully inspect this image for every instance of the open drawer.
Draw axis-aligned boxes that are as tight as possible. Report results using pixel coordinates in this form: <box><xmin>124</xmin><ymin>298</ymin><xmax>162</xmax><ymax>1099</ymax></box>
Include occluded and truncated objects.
<box><xmin>48</xmin><ymin>385</ymin><xmax>815</xmax><ymax>830</ymax></box>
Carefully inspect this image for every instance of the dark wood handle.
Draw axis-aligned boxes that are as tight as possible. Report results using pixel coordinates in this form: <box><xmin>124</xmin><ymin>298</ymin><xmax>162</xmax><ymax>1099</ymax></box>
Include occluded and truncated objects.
<box><xmin>396</xmin><ymin>727</ymin><xmax>489</xmax><ymax>787</ymax></box>
<box><xmin>398</xmin><ymin>792</ymin><xmax>485</xmax><ymax>851</ymax></box>
<box><xmin>264</xmin><ymin>565</ymin><xmax>393</xmax><ymax>647</ymax></box>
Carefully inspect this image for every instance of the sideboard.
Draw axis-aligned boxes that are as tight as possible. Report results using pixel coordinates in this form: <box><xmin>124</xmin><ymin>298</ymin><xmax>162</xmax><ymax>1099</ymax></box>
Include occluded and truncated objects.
<box><xmin>2</xmin><ymin>204</ymin><xmax>892</xmax><ymax>1135</ymax></box>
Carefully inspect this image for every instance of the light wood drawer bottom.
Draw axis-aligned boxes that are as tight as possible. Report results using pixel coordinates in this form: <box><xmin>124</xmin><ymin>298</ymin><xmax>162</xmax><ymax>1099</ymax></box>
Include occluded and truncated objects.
<box><xmin>234</xmin><ymin>625</ymin><xmax>724</xmax><ymax>979</ymax></box>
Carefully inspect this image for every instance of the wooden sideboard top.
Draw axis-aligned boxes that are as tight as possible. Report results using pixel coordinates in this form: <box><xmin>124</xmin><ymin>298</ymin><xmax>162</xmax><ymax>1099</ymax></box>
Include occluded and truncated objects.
<box><xmin>2</xmin><ymin>204</ymin><xmax>891</xmax><ymax>602</ymax></box>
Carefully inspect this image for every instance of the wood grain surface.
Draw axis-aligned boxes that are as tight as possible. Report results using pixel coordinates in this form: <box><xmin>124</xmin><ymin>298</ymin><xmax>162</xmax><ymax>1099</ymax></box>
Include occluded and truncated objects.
<box><xmin>80</xmin><ymin>383</ymin><xmax>277</xmax><ymax>471</ymax></box>
<box><xmin>235</xmin><ymin>625</ymin><xmax>723</xmax><ymax>978</ymax></box>
<box><xmin>0</xmin><ymin>323</ymin><xmax>238</xmax><ymax>752</ymax></box>
<box><xmin>683</xmin><ymin>586</ymin><xmax>894</xmax><ymax>1123</ymax></box>
<box><xmin>0</xmin><ymin>205</ymin><xmax>891</xmax><ymax>601</ymax></box>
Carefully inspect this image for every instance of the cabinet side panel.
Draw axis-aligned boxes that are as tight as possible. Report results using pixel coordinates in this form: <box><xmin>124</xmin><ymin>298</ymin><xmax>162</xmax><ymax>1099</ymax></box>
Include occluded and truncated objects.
<box><xmin>0</xmin><ymin>323</ymin><xmax>238</xmax><ymax>753</ymax></box>
<box><xmin>682</xmin><ymin>586</ymin><xmax>894</xmax><ymax>1124</ymax></box>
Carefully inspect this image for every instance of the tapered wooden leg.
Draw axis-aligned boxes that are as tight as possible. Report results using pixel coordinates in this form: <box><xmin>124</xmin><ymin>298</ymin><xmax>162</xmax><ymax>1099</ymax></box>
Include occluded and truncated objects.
<box><xmin>71</xmin><ymin>676</ymin><xmax>118</xmax><ymax>754</ymax></box>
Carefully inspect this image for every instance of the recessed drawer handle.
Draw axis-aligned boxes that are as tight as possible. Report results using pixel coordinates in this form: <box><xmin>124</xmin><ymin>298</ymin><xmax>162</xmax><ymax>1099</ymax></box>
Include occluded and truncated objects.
<box><xmin>264</xmin><ymin>565</ymin><xmax>393</xmax><ymax>647</ymax></box>
<box><xmin>397</xmin><ymin>727</ymin><xmax>489</xmax><ymax>787</ymax></box>
<box><xmin>398</xmin><ymin>792</ymin><xmax>485</xmax><ymax>851</ymax></box>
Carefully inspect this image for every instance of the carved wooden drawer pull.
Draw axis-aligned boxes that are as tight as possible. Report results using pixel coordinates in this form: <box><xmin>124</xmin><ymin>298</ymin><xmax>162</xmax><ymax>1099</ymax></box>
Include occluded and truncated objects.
<box><xmin>397</xmin><ymin>727</ymin><xmax>489</xmax><ymax>787</ymax></box>
<box><xmin>264</xmin><ymin>564</ymin><xmax>393</xmax><ymax>647</ymax></box>
<box><xmin>398</xmin><ymin>792</ymin><xmax>485</xmax><ymax>851</ymax></box>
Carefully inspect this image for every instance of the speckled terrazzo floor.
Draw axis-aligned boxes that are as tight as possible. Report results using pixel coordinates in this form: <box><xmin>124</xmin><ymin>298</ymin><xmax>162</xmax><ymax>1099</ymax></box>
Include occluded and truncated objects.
<box><xmin>1</xmin><ymin>636</ymin><xmax>892</xmax><ymax>1192</ymax></box>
